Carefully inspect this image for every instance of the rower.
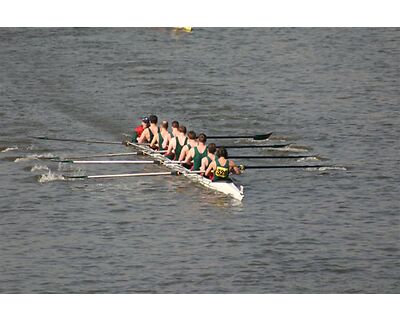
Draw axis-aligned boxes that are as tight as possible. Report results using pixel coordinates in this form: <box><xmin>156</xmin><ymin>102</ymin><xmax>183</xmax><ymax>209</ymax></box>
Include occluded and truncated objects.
<box><xmin>150</xmin><ymin>120</ymin><xmax>171</xmax><ymax>151</ymax></box>
<box><xmin>138</xmin><ymin>114</ymin><xmax>159</xmax><ymax>143</ymax></box>
<box><xmin>178</xmin><ymin>130</ymin><xmax>198</xmax><ymax>163</ymax></box>
<box><xmin>200</xmin><ymin>142</ymin><xmax>217</xmax><ymax>178</ymax></box>
<box><xmin>184</xmin><ymin>133</ymin><xmax>207</xmax><ymax>171</ymax></box>
<box><xmin>166</xmin><ymin>125</ymin><xmax>188</xmax><ymax>160</ymax></box>
<box><xmin>131</xmin><ymin>116</ymin><xmax>149</xmax><ymax>142</ymax></box>
<box><xmin>205</xmin><ymin>147</ymin><xmax>241</xmax><ymax>182</ymax></box>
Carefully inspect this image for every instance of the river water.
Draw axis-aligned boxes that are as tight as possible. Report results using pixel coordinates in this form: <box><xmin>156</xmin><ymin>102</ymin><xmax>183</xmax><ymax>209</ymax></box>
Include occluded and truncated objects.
<box><xmin>0</xmin><ymin>28</ymin><xmax>398</xmax><ymax>293</ymax></box>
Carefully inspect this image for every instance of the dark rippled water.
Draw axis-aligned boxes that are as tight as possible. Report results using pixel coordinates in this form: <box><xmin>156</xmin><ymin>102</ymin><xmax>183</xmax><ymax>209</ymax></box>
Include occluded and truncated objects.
<box><xmin>0</xmin><ymin>28</ymin><xmax>399</xmax><ymax>293</ymax></box>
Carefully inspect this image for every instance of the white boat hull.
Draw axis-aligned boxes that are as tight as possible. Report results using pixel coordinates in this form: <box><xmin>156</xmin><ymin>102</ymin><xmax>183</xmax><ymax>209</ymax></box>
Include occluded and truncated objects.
<box><xmin>128</xmin><ymin>142</ymin><xmax>244</xmax><ymax>201</ymax></box>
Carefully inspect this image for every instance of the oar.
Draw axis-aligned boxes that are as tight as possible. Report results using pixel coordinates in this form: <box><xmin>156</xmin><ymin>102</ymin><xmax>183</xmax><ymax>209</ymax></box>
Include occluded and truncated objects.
<box><xmin>53</xmin><ymin>160</ymin><xmax>160</xmax><ymax>164</ymax></box>
<box><xmin>207</xmin><ymin>132</ymin><xmax>273</xmax><ymax>141</ymax></box>
<box><xmin>30</xmin><ymin>136</ymin><xmax>126</xmax><ymax>145</ymax></box>
<box><xmin>63</xmin><ymin>170</ymin><xmax>205</xmax><ymax>179</ymax></box>
<box><xmin>63</xmin><ymin>172</ymin><xmax>176</xmax><ymax>179</ymax></box>
<box><xmin>240</xmin><ymin>164</ymin><xmax>328</xmax><ymax>169</ymax></box>
<box><xmin>44</xmin><ymin>152</ymin><xmax>139</xmax><ymax>160</ymax></box>
<box><xmin>230</xmin><ymin>155</ymin><xmax>319</xmax><ymax>159</ymax></box>
<box><xmin>219</xmin><ymin>143</ymin><xmax>290</xmax><ymax>149</ymax></box>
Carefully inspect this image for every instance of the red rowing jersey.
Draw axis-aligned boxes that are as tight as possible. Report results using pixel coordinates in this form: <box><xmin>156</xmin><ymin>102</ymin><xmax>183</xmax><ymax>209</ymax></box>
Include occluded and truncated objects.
<box><xmin>135</xmin><ymin>125</ymin><xmax>144</xmax><ymax>137</ymax></box>
<box><xmin>131</xmin><ymin>125</ymin><xmax>145</xmax><ymax>142</ymax></box>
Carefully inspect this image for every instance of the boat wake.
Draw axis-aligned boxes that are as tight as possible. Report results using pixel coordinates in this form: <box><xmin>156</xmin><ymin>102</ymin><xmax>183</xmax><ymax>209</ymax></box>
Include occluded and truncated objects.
<box><xmin>31</xmin><ymin>165</ymin><xmax>50</xmax><ymax>173</ymax></box>
<box><xmin>37</xmin><ymin>170</ymin><xmax>66</xmax><ymax>183</ymax></box>
<box><xmin>296</xmin><ymin>156</ymin><xmax>322</xmax><ymax>162</ymax></box>
<box><xmin>306</xmin><ymin>166</ymin><xmax>348</xmax><ymax>172</ymax></box>
<box><xmin>1</xmin><ymin>146</ymin><xmax>19</xmax><ymax>153</ymax></box>
<box><xmin>14</xmin><ymin>153</ymin><xmax>57</xmax><ymax>162</ymax></box>
<box><xmin>279</xmin><ymin>145</ymin><xmax>313</xmax><ymax>152</ymax></box>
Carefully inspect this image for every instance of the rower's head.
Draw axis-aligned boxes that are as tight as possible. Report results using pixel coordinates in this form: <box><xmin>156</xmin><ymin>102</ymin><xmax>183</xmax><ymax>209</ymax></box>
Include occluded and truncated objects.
<box><xmin>188</xmin><ymin>131</ymin><xmax>197</xmax><ymax>140</ymax></box>
<box><xmin>198</xmin><ymin>133</ymin><xmax>207</xmax><ymax>144</ymax></box>
<box><xmin>217</xmin><ymin>147</ymin><xmax>228</xmax><ymax>159</ymax></box>
<box><xmin>161</xmin><ymin>120</ymin><xmax>168</xmax><ymax>130</ymax></box>
<box><xmin>149</xmin><ymin>114</ymin><xmax>158</xmax><ymax>124</ymax></box>
<box><xmin>141</xmin><ymin>116</ymin><xmax>150</xmax><ymax>127</ymax></box>
<box><xmin>208</xmin><ymin>143</ymin><xmax>217</xmax><ymax>154</ymax></box>
<box><xmin>178</xmin><ymin>125</ymin><xmax>187</xmax><ymax>135</ymax></box>
<box><xmin>171</xmin><ymin>121</ymin><xmax>179</xmax><ymax>129</ymax></box>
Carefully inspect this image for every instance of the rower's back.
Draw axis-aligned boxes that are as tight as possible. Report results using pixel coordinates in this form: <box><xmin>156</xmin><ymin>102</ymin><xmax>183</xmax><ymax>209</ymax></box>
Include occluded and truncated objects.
<box><xmin>148</xmin><ymin>114</ymin><xmax>159</xmax><ymax>142</ymax></box>
<box><xmin>179</xmin><ymin>130</ymin><xmax>197</xmax><ymax>163</ymax></box>
<box><xmin>213</xmin><ymin>147</ymin><xmax>230</xmax><ymax>182</ymax></box>
<box><xmin>192</xmin><ymin>133</ymin><xmax>208</xmax><ymax>171</ymax></box>
<box><xmin>174</xmin><ymin>125</ymin><xmax>188</xmax><ymax>160</ymax></box>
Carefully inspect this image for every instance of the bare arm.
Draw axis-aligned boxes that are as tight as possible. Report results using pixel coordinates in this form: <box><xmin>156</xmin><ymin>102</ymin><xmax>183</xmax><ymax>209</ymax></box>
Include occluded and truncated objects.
<box><xmin>178</xmin><ymin>145</ymin><xmax>189</xmax><ymax>162</ymax></box>
<box><xmin>162</xmin><ymin>133</ymin><xmax>171</xmax><ymax>150</ymax></box>
<box><xmin>229</xmin><ymin>160</ymin><xmax>241</xmax><ymax>175</ymax></box>
<box><xmin>205</xmin><ymin>160</ymin><xmax>216</xmax><ymax>177</ymax></box>
<box><xmin>150</xmin><ymin>133</ymin><xmax>158</xmax><ymax>149</ymax></box>
<box><xmin>200</xmin><ymin>157</ymin><xmax>209</xmax><ymax>175</ymax></box>
<box><xmin>184</xmin><ymin>148</ymin><xmax>195</xmax><ymax>164</ymax></box>
<box><xmin>138</xmin><ymin>128</ymin><xmax>149</xmax><ymax>144</ymax></box>
<box><xmin>166</xmin><ymin>137</ymin><xmax>176</xmax><ymax>155</ymax></box>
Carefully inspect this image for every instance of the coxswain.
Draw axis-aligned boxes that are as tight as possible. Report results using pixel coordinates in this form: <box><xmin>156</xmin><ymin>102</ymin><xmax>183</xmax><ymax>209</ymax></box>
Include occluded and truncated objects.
<box><xmin>138</xmin><ymin>114</ymin><xmax>159</xmax><ymax>144</ymax></box>
<box><xmin>131</xmin><ymin>116</ymin><xmax>149</xmax><ymax>142</ymax></box>
<box><xmin>166</xmin><ymin>125</ymin><xmax>188</xmax><ymax>160</ymax></box>
<box><xmin>205</xmin><ymin>147</ymin><xmax>241</xmax><ymax>181</ymax></box>
<box><xmin>200</xmin><ymin>142</ymin><xmax>217</xmax><ymax>178</ymax></box>
<box><xmin>150</xmin><ymin>120</ymin><xmax>171</xmax><ymax>151</ymax></box>
<box><xmin>184</xmin><ymin>133</ymin><xmax>208</xmax><ymax>171</ymax></box>
<box><xmin>178</xmin><ymin>130</ymin><xmax>198</xmax><ymax>164</ymax></box>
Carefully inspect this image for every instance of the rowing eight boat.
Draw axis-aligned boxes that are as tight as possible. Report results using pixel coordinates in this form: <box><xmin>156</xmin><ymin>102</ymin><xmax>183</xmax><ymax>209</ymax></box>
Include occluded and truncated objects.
<box><xmin>126</xmin><ymin>142</ymin><xmax>245</xmax><ymax>201</ymax></box>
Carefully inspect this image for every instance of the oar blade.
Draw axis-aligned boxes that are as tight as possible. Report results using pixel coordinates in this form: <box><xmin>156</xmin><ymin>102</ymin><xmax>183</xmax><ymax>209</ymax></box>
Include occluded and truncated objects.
<box><xmin>206</xmin><ymin>132</ymin><xmax>273</xmax><ymax>140</ymax></box>
<box><xmin>62</xmin><ymin>174</ymin><xmax>88</xmax><ymax>179</ymax></box>
<box><xmin>253</xmin><ymin>132</ymin><xmax>273</xmax><ymax>140</ymax></box>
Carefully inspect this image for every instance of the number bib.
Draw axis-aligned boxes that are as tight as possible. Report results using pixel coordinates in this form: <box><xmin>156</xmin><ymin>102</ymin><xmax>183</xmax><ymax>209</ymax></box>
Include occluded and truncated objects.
<box><xmin>215</xmin><ymin>166</ymin><xmax>229</xmax><ymax>178</ymax></box>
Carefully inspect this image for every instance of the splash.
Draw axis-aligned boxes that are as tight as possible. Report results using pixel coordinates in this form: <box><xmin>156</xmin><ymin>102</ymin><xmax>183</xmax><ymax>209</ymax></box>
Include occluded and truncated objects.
<box><xmin>38</xmin><ymin>170</ymin><xmax>65</xmax><ymax>183</ymax></box>
<box><xmin>306</xmin><ymin>166</ymin><xmax>348</xmax><ymax>172</ymax></box>
<box><xmin>296</xmin><ymin>156</ymin><xmax>321</xmax><ymax>162</ymax></box>
<box><xmin>277</xmin><ymin>145</ymin><xmax>312</xmax><ymax>153</ymax></box>
<box><xmin>1</xmin><ymin>146</ymin><xmax>19</xmax><ymax>153</ymax></box>
<box><xmin>31</xmin><ymin>165</ymin><xmax>50</xmax><ymax>172</ymax></box>
<box><xmin>14</xmin><ymin>153</ymin><xmax>57</xmax><ymax>162</ymax></box>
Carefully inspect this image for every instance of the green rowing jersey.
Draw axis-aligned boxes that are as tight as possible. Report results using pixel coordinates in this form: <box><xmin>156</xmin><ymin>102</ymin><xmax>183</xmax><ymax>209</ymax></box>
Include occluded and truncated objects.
<box><xmin>212</xmin><ymin>158</ymin><xmax>230</xmax><ymax>182</ymax></box>
<box><xmin>158</xmin><ymin>130</ymin><xmax>165</xmax><ymax>151</ymax></box>
<box><xmin>149</xmin><ymin>128</ymin><xmax>160</xmax><ymax>144</ymax></box>
<box><xmin>192</xmin><ymin>146</ymin><xmax>207</xmax><ymax>171</ymax></box>
<box><xmin>174</xmin><ymin>137</ymin><xmax>188</xmax><ymax>160</ymax></box>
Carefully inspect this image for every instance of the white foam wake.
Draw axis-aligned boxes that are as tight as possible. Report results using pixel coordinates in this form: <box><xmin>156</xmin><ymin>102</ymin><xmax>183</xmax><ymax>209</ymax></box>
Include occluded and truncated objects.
<box><xmin>296</xmin><ymin>156</ymin><xmax>321</xmax><ymax>162</ymax></box>
<box><xmin>14</xmin><ymin>153</ymin><xmax>56</xmax><ymax>162</ymax></box>
<box><xmin>306</xmin><ymin>166</ymin><xmax>347</xmax><ymax>172</ymax></box>
<box><xmin>38</xmin><ymin>170</ymin><xmax>65</xmax><ymax>183</ymax></box>
<box><xmin>31</xmin><ymin>165</ymin><xmax>50</xmax><ymax>172</ymax></box>
<box><xmin>279</xmin><ymin>146</ymin><xmax>312</xmax><ymax>153</ymax></box>
<box><xmin>1</xmin><ymin>147</ymin><xmax>19</xmax><ymax>153</ymax></box>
